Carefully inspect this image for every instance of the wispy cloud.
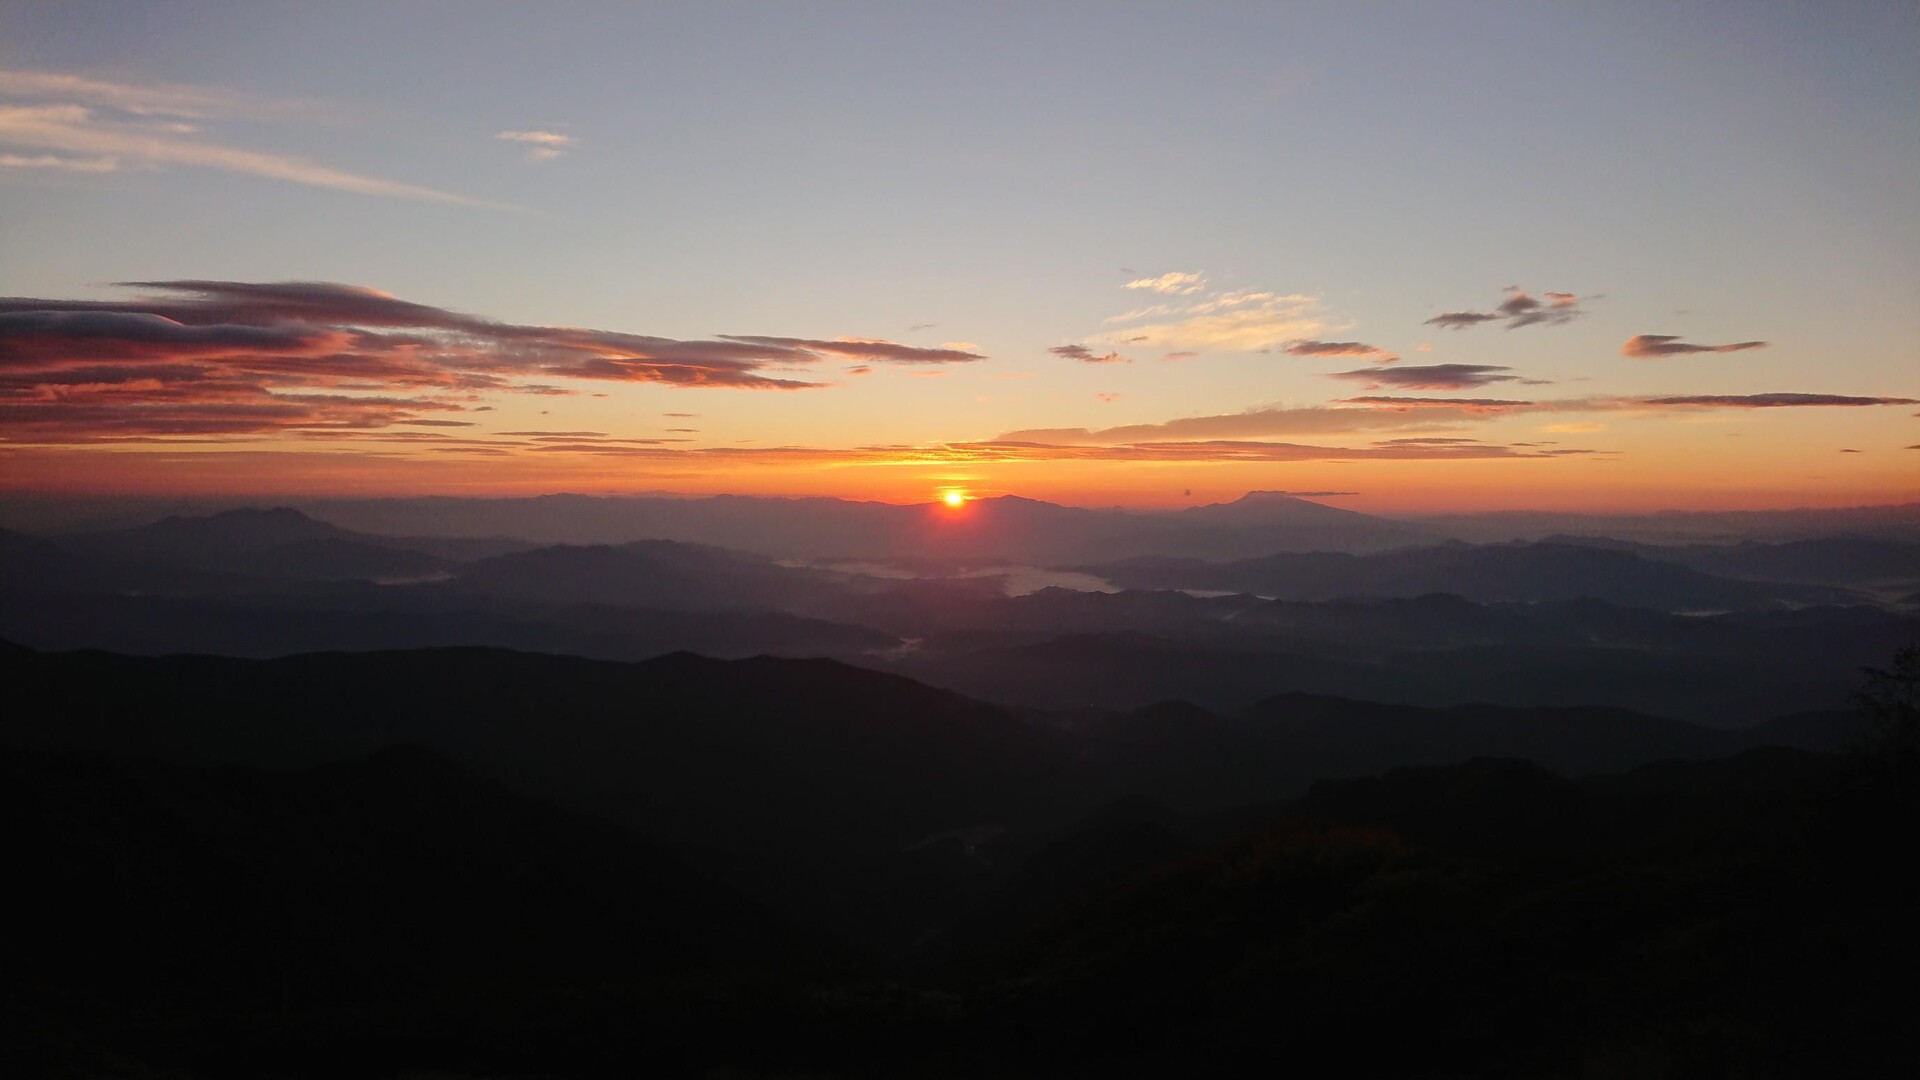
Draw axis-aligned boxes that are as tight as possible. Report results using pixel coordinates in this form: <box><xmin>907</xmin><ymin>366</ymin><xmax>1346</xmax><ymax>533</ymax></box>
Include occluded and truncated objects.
<box><xmin>1334</xmin><ymin>396</ymin><xmax>1537</xmax><ymax>412</ymax></box>
<box><xmin>721</xmin><ymin>335</ymin><xmax>983</xmax><ymax>364</ymax></box>
<box><xmin>0</xmin><ymin>68</ymin><xmax>488</xmax><ymax>205</ymax></box>
<box><xmin>1089</xmin><ymin>288</ymin><xmax>1331</xmax><ymax>352</ymax></box>
<box><xmin>0</xmin><ymin>151</ymin><xmax>117</xmax><ymax>172</ymax></box>
<box><xmin>998</xmin><ymin>402</ymin><xmax>1509</xmax><ymax>445</ymax></box>
<box><xmin>0</xmin><ymin>68</ymin><xmax>308</xmax><ymax>119</ymax></box>
<box><xmin>0</xmin><ymin>280</ymin><xmax>983</xmax><ymax>442</ymax></box>
<box><xmin>1325</xmin><ymin>363</ymin><xmax>1521</xmax><ymax>390</ymax></box>
<box><xmin>1622</xmin><ymin>334</ymin><xmax>1769</xmax><ymax>358</ymax></box>
<box><xmin>496</xmin><ymin>128</ymin><xmax>574</xmax><ymax>162</ymax></box>
<box><xmin>1123</xmin><ymin>271</ymin><xmax>1205</xmax><ymax>295</ymax></box>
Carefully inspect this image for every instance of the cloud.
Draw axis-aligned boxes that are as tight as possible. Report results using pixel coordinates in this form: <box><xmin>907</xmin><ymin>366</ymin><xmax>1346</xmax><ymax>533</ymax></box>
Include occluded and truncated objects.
<box><xmin>1050</xmin><ymin>344</ymin><xmax>1130</xmax><ymax>364</ymax></box>
<box><xmin>1123</xmin><ymin>272</ymin><xmax>1205</xmax><ymax>295</ymax></box>
<box><xmin>0</xmin><ymin>69</ymin><xmax>487</xmax><ymax>205</ymax></box>
<box><xmin>1634</xmin><ymin>393</ymin><xmax>1918</xmax><ymax>408</ymax></box>
<box><xmin>0</xmin><ymin>280</ymin><xmax>980</xmax><ymax>442</ymax></box>
<box><xmin>1621</xmin><ymin>334</ymin><xmax>1769</xmax><ymax>358</ymax></box>
<box><xmin>1329</xmin><ymin>391</ymin><xmax>1920</xmax><ymax>418</ymax></box>
<box><xmin>0</xmin><ymin>68</ymin><xmax>303</xmax><ymax>119</ymax></box>
<box><xmin>1088</xmin><ymin>290</ymin><xmax>1330</xmax><ymax>352</ymax></box>
<box><xmin>1325</xmin><ymin>363</ymin><xmax>1521</xmax><ymax>390</ymax></box>
<box><xmin>1284</xmin><ymin>340</ymin><xmax>1399</xmax><ymax>363</ymax></box>
<box><xmin>1426</xmin><ymin>287</ymin><xmax>1585</xmax><ymax>330</ymax></box>
<box><xmin>1373</xmin><ymin>437</ymin><xmax>1484</xmax><ymax>446</ymax></box>
<box><xmin>496</xmin><ymin>128</ymin><xmax>574</xmax><ymax>162</ymax></box>
<box><xmin>945</xmin><ymin>439</ymin><xmax>1590</xmax><ymax>463</ymax></box>
<box><xmin>1334</xmin><ymin>396</ymin><xmax>1536</xmax><ymax>412</ymax></box>
<box><xmin>0</xmin><ymin>152</ymin><xmax>118</xmax><ymax>171</ymax></box>
<box><xmin>718</xmin><ymin>335</ymin><xmax>983</xmax><ymax>364</ymax></box>
<box><xmin>997</xmin><ymin>401</ymin><xmax>1513</xmax><ymax>445</ymax></box>
<box><xmin>1500</xmin><ymin>289</ymin><xmax>1583</xmax><ymax>328</ymax></box>
<box><xmin>1164</xmin><ymin>351</ymin><xmax>1198</xmax><ymax>361</ymax></box>
<box><xmin>1095</xmin><ymin>393</ymin><xmax>1121</xmax><ymax>403</ymax></box>
<box><xmin>1425</xmin><ymin>311</ymin><xmax>1501</xmax><ymax>330</ymax></box>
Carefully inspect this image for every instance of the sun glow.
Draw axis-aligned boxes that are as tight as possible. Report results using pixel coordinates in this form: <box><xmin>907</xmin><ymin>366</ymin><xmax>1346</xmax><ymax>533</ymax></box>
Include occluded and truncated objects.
<box><xmin>943</xmin><ymin>490</ymin><xmax>967</xmax><ymax>507</ymax></box>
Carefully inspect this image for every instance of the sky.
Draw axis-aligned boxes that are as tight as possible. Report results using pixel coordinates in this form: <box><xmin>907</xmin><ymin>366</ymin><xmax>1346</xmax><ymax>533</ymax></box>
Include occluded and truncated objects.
<box><xmin>2</xmin><ymin>1</ymin><xmax>1916</xmax><ymax>513</ymax></box>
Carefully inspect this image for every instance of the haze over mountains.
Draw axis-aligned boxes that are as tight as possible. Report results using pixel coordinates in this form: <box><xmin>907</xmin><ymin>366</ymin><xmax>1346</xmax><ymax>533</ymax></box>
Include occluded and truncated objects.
<box><xmin>3</xmin><ymin>493</ymin><xmax>1914</xmax><ymax>723</ymax></box>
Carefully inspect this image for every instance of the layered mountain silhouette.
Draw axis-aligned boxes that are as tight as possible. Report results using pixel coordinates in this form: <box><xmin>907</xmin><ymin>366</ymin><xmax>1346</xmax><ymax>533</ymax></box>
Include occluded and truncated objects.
<box><xmin>1081</xmin><ymin>539</ymin><xmax>1861</xmax><ymax>609</ymax></box>
<box><xmin>4</xmin><ymin>637</ymin><xmax>1910</xmax><ymax>1078</ymax></box>
<box><xmin>5</xmin><ymin>505</ymin><xmax>1913</xmax><ymax>726</ymax></box>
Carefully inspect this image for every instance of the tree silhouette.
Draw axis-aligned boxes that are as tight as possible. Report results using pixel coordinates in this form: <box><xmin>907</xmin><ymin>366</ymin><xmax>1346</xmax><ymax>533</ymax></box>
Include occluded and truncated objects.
<box><xmin>1853</xmin><ymin>644</ymin><xmax>1919</xmax><ymax>811</ymax></box>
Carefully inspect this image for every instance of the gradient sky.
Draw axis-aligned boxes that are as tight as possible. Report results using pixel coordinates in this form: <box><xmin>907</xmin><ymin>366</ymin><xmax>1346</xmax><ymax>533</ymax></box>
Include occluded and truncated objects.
<box><xmin>3</xmin><ymin>1</ymin><xmax>1916</xmax><ymax>512</ymax></box>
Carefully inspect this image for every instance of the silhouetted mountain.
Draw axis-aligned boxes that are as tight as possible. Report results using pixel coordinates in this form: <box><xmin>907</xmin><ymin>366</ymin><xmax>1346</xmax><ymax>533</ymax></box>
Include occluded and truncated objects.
<box><xmin>7</xmin><ymin>638</ymin><xmax>1912</xmax><ymax>1078</ymax></box>
<box><xmin>0</xmin><ymin>643</ymin><xmax>1079</xmax><ymax>859</ymax></box>
<box><xmin>1083</xmin><ymin>539</ymin><xmax>1858</xmax><ymax>610</ymax></box>
<box><xmin>296</xmin><ymin>491</ymin><xmax>1424</xmax><ymax>562</ymax></box>
<box><xmin>1419</xmin><ymin>500</ymin><xmax>1920</xmax><ymax>544</ymax></box>
<box><xmin>4</xmin><ymin>744</ymin><xmax>790</xmax><ymax>1014</ymax></box>
<box><xmin>868</xmin><ymin>595</ymin><xmax>1917</xmax><ymax>721</ymax></box>
<box><xmin>1660</xmin><ymin>536</ymin><xmax>1920</xmax><ymax>589</ymax></box>
<box><xmin>0</xmin><ymin>526</ymin><xmax>141</xmax><ymax>593</ymax></box>
<box><xmin>0</xmin><ymin>589</ymin><xmax>897</xmax><ymax>660</ymax></box>
<box><xmin>443</xmin><ymin>538</ymin><xmax>858</xmax><ymax>611</ymax></box>
<box><xmin>57</xmin><ymin>507</ymin><xmax>454</xmax><ymax>583</ymax></box>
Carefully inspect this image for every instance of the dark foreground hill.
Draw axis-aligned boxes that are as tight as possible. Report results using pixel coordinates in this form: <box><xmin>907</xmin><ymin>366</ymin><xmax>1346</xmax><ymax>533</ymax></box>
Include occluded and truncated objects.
<box><xmin>3</xmin><ymin>640</ymin><xmax>1912</xmax><ymax>1077</ymax></box>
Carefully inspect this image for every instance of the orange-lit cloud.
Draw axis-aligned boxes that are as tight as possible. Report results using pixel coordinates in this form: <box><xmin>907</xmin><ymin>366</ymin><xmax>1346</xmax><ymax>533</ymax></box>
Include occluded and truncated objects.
<box><xmin>0</xmin><ymin>281</ymin><xmax>984</xmax><ymax>442</ymax></box>
<box><xmin>1123</xmin><ymin>271</ymin><xmax>1205</xmax><ymax>295</ymax></box>
<box><xmin>496</xmin><ymin>128</ymin><xmax>574</xmax><ymax>162</ymax></box>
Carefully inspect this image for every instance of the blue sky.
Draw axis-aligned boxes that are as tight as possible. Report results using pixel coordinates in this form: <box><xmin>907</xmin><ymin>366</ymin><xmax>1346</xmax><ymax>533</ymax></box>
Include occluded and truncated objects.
<box><xmin>2</xmin><ymin>2</ymin><xmax>1915</xmax><ymax>509</ymax></box>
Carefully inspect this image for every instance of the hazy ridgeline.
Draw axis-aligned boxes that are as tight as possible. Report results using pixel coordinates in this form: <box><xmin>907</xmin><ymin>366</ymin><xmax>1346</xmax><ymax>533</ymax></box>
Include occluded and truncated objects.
<box><xmin>5</xmin><ymin>492</ymin><xmax>1917</xmax><ymax>1077</ymax></box>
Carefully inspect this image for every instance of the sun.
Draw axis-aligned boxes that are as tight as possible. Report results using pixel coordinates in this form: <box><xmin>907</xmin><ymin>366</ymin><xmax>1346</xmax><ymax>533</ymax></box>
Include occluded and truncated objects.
<box><xmin>943</xmin><ymin>491</ymin><xmax>967</xmax><ymax>508</ymax></box>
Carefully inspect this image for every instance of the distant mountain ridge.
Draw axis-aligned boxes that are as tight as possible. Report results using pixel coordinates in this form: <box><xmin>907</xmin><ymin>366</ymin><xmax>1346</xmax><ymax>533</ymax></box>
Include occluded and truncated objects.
<box><xmin>1081</xmin><ymin>539</ymin><xmax>1862</xmax><ymax>610</ymax></box>
<box><xmin>287</xmin><ymin>490</ymin><xmax>1427</xmax><ymax>561</ymax></box>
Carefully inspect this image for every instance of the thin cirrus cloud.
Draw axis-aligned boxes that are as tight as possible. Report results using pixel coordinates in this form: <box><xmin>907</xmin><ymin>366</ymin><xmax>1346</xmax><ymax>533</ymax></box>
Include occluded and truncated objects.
<box><xmin>1089</xmin><ymin>283</ymin><xmax>1332</xmax><ymax>352</ymax></box>
<box><xmin>1426</xmin><ymin>288</ymin><xmax>1585</xmax><ymax>330</ymax></box>
<box><xmin>1335</xmin><ymin>392</ymin><xmax>1919</xmax><ymax>414</ymax></box>
<box><xmin>1325</xmin><ymin>363</ymin><xmax>1521</xmax><ymax>390</ymax></box>
<box><xmin>0</xmin><ymin>280</ymin><xmax>983</xmax><ymax>442</ymax></box>
<box><xmin>955</xmin><ymin>439</ymin><xmax>1591</xmax><ymax>463</ymax></box>
<box><xmin>1123</xmin><ymin>271</ymin><xmax>1205</xmax><ymax>295</ymax></box>
<box><xmin>1284</xmin><ymin>339</ymin><xmax>1398</xmax><ymax>364</ymax></box>
<box><xmin>1621</xmin><ymin>335</ymin><xmax>1769</xmax><ymax>358</ymax></box>
<box><xmin>1634</xmin><ymin>393</ymin><xmax>1917</xmax><ymax>408</ymax></box>
<box><xmin>997</xmin><ymin>403</ymin><xmax>1516</xmax><ymax>445</ymax></box>
<box><xmin>496</xmin><ymin>129</ymin><xmax>574</xmax><ymax>162</ymax></box>
<box><xmin>0</xmin><ymin>67</ymin><xmax>488</xmax><ymax>205</ymax></box>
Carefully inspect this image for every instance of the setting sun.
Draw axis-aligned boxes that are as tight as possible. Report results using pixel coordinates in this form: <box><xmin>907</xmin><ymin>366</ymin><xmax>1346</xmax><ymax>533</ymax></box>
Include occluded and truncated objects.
<box><xmin>943</xmin><ymin>491</ymin><xmax>967</xmax><ymax>507</ymax></box>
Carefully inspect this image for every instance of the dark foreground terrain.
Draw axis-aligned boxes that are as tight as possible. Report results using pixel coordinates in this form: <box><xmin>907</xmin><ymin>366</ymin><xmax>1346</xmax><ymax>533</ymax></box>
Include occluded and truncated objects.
<box><xmin>4</xmin><ymin>640</ymin><xmax>1915</xmax><ymax>1078</ymax></box>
